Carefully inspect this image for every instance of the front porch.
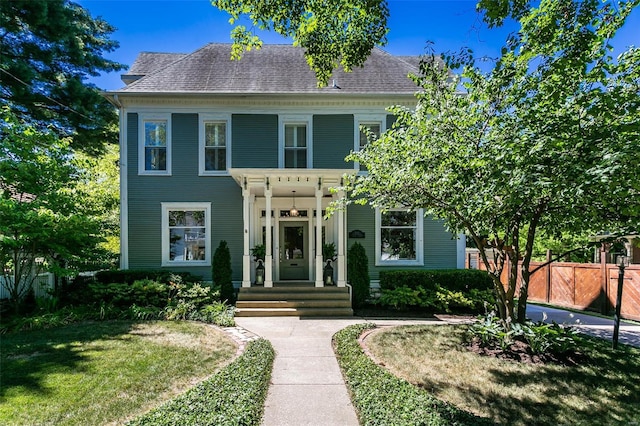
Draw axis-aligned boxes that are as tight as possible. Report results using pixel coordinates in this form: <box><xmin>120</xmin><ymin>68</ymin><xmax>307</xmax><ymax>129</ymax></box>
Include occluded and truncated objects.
<box><xmin>230</xmin><ymin>169</ymin><xmax>355</xmax><ymax>289</ymax></box>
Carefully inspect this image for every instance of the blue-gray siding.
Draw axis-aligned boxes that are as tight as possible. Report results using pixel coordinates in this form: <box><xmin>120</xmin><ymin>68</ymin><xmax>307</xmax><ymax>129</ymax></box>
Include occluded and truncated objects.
<box><xmin>126</xmin><ymin>113</ymin><xmax>243</xmax><ymax>280</ymax></box>
<box><xmin>125</xmin><ymin>112</ymin><xmax>456</xmax><ymax>281</ymax></box>
<box><xmin>313</xmin><ymin>115</ymin><xmax>354</xmax><ymax>169</ymax></box>
<box><xmin>232</xmin><ymin>114</ymin><xmax>278</xmax><ymax>168</ymax></box>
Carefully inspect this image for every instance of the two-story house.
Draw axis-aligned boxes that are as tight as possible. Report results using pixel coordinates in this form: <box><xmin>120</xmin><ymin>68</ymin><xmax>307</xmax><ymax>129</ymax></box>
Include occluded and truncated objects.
<box><xmin>105</xmin><ymin>43</ymin><xmax>465</xmax><ymax>298</ymax></box>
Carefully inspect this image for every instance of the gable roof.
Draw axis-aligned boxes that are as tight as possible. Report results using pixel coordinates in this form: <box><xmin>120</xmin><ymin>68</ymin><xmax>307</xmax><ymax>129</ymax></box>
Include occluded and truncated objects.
<box><xmin>114</xmin><ymin>44</ymin><xmax>424</xmax><ymax>95</ymax></box>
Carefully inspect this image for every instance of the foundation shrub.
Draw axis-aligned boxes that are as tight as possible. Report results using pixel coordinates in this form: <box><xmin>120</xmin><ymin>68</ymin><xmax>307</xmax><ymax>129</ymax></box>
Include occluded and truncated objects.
<box><xmin>348</xmin><ymin>242</ymin><xmax>370</xmax><ymax>308</ymax></box>
<box><xmin>377</xmin><ymin>270</ymin><xmax>494</xmax><ymax>313</ymax></box>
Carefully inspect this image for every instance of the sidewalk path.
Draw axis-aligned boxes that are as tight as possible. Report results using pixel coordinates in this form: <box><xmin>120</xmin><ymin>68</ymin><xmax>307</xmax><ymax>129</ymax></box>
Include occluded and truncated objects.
<box><xmin>235</xmin><ymin>307</ymin><xmax>640</xmax><ymax>425</ymax></box>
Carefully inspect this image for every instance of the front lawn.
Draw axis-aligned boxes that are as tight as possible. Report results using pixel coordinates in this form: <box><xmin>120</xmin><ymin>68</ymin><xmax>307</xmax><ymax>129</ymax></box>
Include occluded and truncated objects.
<box><xmin>0</xmin><ymin>320</ymin><xmax>236</xmax><ymax>425</ymax></box>
<box><xmin>365</xmin><ymin>325</ymin><xmax>640</xmax><ymax>425</ymax></box>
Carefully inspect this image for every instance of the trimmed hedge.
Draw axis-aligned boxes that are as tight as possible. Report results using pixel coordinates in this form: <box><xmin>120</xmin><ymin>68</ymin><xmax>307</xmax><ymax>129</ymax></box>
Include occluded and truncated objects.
<box><xmin>379</xmin><ymin>269</ymin><xmax>493</xmax><ymax>292</ymax></box>
<box><xmin>95</xmin><ymin>270</ymin><xmax>202</xmax><ymax>285</ymax></box>
<box><xmin>128</xmin><ymin>338</ymin><xmax>274</xmax><ymax>426</ymax></box>
<box><xmin>333</xmin><ymin>324</ymin><xmax>490</xmax><ymax>425</ymax></box>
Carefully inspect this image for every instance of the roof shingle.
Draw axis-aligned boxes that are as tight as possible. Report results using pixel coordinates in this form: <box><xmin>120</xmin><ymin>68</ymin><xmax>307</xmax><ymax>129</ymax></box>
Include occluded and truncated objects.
<box><xmin>115</xmin><ymin>44</ymin><xmax>423</xmax><ymax>95</ymax></box>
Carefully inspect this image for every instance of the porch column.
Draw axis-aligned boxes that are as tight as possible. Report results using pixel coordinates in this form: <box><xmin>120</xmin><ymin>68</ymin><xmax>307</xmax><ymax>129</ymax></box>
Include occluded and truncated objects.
<box><xmin>336</xmin><ymin>190</ymin><xmax>346</xmax><ymax>287</ymax></box>
<box><xmin>265</xmin><ymin>185</ymin><xmax>273</xmax><ymax>287</ymax></box>
<box><xmin>242</xmin><ymin>187</ymin><xmax>251</xmax><ymax>287</ymax></box>
<box><xmin>315</xmin><ymin>188</ymin><xmax>324</xmax><ymax>287</ymax></box>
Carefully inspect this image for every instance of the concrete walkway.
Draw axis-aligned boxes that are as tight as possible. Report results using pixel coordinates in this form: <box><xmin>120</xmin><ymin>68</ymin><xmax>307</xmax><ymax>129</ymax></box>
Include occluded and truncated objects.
<box><xmin>234</xmin><ymin>316</ymin><xmax>442</xmax><ymax>426</ymax></box>
<box><xmin>235</xmin><ymin>307</ymin><xmax>640</xmax><ymax>426</ymax></box>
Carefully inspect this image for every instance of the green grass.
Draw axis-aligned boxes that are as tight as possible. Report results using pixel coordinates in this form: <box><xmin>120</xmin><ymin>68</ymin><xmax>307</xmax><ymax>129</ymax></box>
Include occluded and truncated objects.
<box><xmin>333</xmin><ymin>323</ymin><xmax>489</xmax><ymax>425</ymax></box>
<box><xmin>0</xmin><ymin>320</ymin><xmax>237</xmax><ymax>425</ymax></box>
<box><xmin>365</xmin><ymin>324</ymin><xmax>640</xmax><ymax>426</ymax></box>
<box><xmin>128</xmin><ymin>338</ymin><xmax>275</xmax><ymax>426</ymax></box>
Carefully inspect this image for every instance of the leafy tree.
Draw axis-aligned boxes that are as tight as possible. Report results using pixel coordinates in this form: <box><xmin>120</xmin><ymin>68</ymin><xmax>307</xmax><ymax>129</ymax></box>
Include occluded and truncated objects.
<box><xmin>211</xmin><ymin>0</ymin><xmax>389</xmax><ymax>86</ymax></box>
<box><xmin>75</xmin><ymin>143</ymin><xmax>120</xmax><ymax>264</ymax></box>
<box><xmin>343</xmin><ymin>0</ymin><xmax>640</xmax><ymax>324</ymax></box>
<box><xmin>212</xmin><ymin>241</ymin><xmax>234</xmax><ymax>303</ymax></box>
<box><xmin>0</xmin><ymin>0</ymin><xmax>125</xmax><ymax>153</ymax></box>
<box><xmin>0</xmin><ymin>109</ymin><xmax>104</xmax><ymax>311</ymax></box>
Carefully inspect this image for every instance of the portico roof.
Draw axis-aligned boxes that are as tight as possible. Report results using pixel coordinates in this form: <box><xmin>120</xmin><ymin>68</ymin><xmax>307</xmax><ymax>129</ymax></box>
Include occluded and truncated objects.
<box><xmin>229</xmin><ymin>168</ymin><xmax>356</xmax><ymax>197</ymax></box>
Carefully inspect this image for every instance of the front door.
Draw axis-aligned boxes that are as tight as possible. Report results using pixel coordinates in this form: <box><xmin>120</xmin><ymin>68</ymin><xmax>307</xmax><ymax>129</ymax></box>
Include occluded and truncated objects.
<box><xmin>279</xmin><ymin>221</ymin><xmax>308</xmax><ymax>280</ymax></box>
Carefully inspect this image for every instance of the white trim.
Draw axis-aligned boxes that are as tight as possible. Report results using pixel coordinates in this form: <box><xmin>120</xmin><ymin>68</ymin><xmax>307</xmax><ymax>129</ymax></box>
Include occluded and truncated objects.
<box><xmin>138</xmin><ymin>113</ymin><xmax>172</xmax><ymax>175</ymax></box>
<box><xmin>161</xmin><ymin>202</ymin><xmax>211</xmax><ymax>267</ymax></box>
<box><xmin>375</xmin><ymin>208</ymin><xmax>424</xmax><ymax>266</ymax></box>
<box><xmin>198</xmin><ymin>113</ymin><xmax>231</xmax><ymax>176</ymax></box>
<box><xmin>120</xmin><ymin>109</ymin><xmax>129</xmax><ymax>269</ymax></box>
<box><xmin>456</xmin><ymin>233</ymin><xmax>466</xmax><ymax>269</ymax></box>
<box><xmin>354</xmin><ymin>114</ymin><xmax>386</xmax><ymax>172</ymax></box>
<box><xmin>278</xmin><ymin>114</ymin><xmax>313</xmax><ymax>169</ymax></box>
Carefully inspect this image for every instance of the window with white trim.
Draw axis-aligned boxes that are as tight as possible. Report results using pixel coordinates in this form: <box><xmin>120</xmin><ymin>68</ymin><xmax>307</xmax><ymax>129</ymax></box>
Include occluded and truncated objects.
<box><xmin>279</xmin><ymin>115</ymin><xmax>312</xmax><ymax>168</ymax></box>
<box><xmin>199</xmin><ymin>114</ymin><xmax>231</xmax><ymax>174</ymax></box>
<box><xmin>375</xmin><ymin>208</ymin><xmax>424</xmax><ymax>266</ymax></box>
<box><xmin>139</xmin><ymin>114</ymin><xmax>171</xmax><ymax>175</ymax></box>
<box><xmin>161</xmin><ymin>202</ymin><xmax>211</xmax><ymax>266</ymax></box>
<box><xmin>354</xmin><ymin>115</ymin><xmax>385</xmax><ymax>172</ymax></box>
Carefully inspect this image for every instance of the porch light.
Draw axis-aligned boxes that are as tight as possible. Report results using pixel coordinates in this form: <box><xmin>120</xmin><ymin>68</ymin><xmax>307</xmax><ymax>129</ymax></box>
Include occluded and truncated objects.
<box><xmin>289</xmin><ymin>190</ymin><xmax>299</xmax><ymax>217</ymax></box>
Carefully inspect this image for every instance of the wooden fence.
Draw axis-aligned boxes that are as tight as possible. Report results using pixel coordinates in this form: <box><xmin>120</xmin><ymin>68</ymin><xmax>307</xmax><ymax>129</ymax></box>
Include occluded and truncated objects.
<box><xmin>468</xmin><ymin>252</ymin><xmax>640</xmax><ymax>321</ymax></box>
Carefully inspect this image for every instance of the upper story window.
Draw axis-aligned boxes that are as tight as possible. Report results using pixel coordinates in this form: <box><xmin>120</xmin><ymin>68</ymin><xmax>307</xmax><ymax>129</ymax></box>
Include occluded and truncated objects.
<box><xmin>161</xmin><ymin>202</ymin><xmax>211</xmax><ymax>266</ymax></box>
<box><xmin>199</xmin><ymin>114</ymin><xmax>231</xmax><ymax>175</ymax></box>
<box><xmin>375</xmin><ymin>208</ymin><xmax>424</xmax><ymax>266</ymax></box>
<box><xmin>354</xmin><ymin>115</ymin><xmax>386</xmax><ymax>172</ymax></box>
<box><xmin>279</xmin><ymin>115</ymin><xmax>312</xmax><ymax>168</ymax></box>
<box><xmin>139</xmin><ymin>114</ymin><xmax>171</xmax><ymax>175</ymax></box>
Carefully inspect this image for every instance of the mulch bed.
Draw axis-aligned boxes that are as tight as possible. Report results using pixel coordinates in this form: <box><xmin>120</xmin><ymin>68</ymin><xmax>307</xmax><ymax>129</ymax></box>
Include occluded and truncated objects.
<box><xmin>466</xmin><ymin>337</ymin><xmax>589</xmax><ymax>366</ymax></box>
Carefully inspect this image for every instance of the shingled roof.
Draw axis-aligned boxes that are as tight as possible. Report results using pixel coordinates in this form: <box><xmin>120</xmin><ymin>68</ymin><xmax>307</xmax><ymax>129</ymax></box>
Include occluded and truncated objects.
<box><xmin>115</xmin><ymin>43</ymin><xmax>423</xmax><ymax>95</ymax></box>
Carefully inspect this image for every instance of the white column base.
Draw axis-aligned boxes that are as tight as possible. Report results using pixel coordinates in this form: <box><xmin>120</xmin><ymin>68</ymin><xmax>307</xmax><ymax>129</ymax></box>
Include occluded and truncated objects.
<box><xmin>242</xmin><ymin>254</ymin><xmax>251</xmax><ymax>287</ymax></box>
<box><xmin>264</xmin><ymin>255</ymin><xmax>273</xmax><ymax>287</ymax></box>
<box><xmin>315</xmin><ymin>255</ymin><xmax>324</xmax><ymax>287</ymax></box>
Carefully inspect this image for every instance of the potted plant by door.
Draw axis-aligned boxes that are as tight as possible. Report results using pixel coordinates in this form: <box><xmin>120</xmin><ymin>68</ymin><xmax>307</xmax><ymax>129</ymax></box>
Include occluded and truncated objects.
<box><xmin>322</xmin><ymin>242</ymin><xmax>337</xmax><ymax>285</ymax></box>
<box><xmin>251</xmin><ymin>244</ymin><xmax>266</xmax><ymax>285</ymax></box>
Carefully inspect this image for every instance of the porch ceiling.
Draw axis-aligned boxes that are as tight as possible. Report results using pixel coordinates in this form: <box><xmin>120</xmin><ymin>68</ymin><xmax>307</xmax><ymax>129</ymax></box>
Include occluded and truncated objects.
<box><xmin>229</xmin><ymin>168</ymin><xmax>355</xmax><ymax>197</ymax></box>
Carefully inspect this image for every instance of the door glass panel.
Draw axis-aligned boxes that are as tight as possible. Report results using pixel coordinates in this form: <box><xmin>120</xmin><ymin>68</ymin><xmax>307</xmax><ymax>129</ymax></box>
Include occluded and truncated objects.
<box><xmin>284</xmin><ymin>226</ymin><xmax>304</xmax><ymax>260</ymax></box>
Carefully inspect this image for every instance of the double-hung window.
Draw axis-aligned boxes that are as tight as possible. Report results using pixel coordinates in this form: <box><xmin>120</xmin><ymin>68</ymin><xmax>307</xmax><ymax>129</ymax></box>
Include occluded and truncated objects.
<box><xmin>354</xmin><ymin>115</ymin><xmax>385</xmax><ymax>172</ymax></box>
<box><xmin>139</xmin><ymin>114</ymin><xmax>171</xmax><ymax>175</ymax></box>
<box><xmin>199</xmin><ymin>114</ymin><xmax>231</xmax><ymax>175</ymax></box>
<box><xmin>161</xmin><ymin>202</ymin><xmax>211</xmax><ymax>266</ymax></box>
<box><xmin>375</xmin><ymin>208</ymin><xmax>424</xmax><ymax>266</ymax></box>
<box><xmin>280</xmin><ymin>116</ymin><xmax>312</xmax><ymax>168</ymax></box>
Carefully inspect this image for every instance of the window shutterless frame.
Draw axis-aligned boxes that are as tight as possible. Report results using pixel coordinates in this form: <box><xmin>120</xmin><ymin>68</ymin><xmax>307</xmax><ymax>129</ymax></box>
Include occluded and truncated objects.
<box><xmin>354</xmin><ymin>114</ymin><xmax>386</xmax><ymax>172</ymax></box>
<box><xmin>199</xmin><ymin>113</ymin><xmax>231</xmax><ymax>175</ymax></box>
<box><xmin>375</xmin><ymin>208</ymin><xmax>424</xmax><ymax>266</ymax></box>
<box><xmin>278</xmin><ymin>115</ymin><xmax>312</xmax><ymax>169</ymax></box>
<box><xmin>161</xmin><ymin>202</ymin><xmax>211</xmax><ymax>266</ymax></box>
<box><xmin>139</xmin><ymin>113</ymin><xmax>172</xmax><ymax>175</ymax></box>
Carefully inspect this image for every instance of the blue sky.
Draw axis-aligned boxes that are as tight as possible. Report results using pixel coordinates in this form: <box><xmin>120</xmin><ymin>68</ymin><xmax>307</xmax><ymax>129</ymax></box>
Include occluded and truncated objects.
<box><xmin>77</xmin><ymin>0</ymin><xmax>640</xmax><ymax>91</ymax></box>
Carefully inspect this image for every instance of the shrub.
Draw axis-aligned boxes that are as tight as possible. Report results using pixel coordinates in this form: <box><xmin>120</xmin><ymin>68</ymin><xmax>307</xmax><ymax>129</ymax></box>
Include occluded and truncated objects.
<box><xmin>212</xmin><ymin>241</ymin><xmax>234</xmax><ymax>303</ymax></box>
<box><xmin>468</xmin><ymin>313</ymin><xmax>579</xmax><ymax>355</ymax></box>
<box><xmin>128</xmin><ymin>338</ymin><xmax>274</xmax><ymax>426</ymax></box>
<box><xmin>333</xmin><ymin>324</ymin><xmax>489</xmax><ymax>425</ymax></box>
<box><xmin>347</xmin><ymin>242</ymin><xmax>370</xmax><ymax>308</ymax></box>
<box><xmin>376</xmin><ymin>270</ymin><xmax>495</xmax><ymax>314</ymax></box>
<box><xmin>94</xmin><ymin>269</ymin><xmax>201</xmax><ymax>285</ymax></box>
<box><xmin>379</xmin><ymin>269</ymin><xmax>493</xmax><ymax>292</ymax></box>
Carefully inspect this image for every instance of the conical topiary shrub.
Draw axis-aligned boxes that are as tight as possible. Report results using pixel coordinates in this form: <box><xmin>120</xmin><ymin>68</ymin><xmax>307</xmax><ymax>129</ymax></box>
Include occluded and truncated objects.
<box><xmin>212</xmin><ymin>240</ymin><xmax>234</xmax><ymax>303</ymax></box>
<box><xmin>347</xmin><ymin>242</ymin><xmax>370</xmax><ymax>308</ymax></box>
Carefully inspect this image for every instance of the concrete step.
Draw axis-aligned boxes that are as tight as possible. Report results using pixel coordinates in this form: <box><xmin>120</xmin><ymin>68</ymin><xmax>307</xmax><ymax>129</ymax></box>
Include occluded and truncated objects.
<box><xmin>235</xmin><ymin>307</ymin><xmax>354</xmax><ymax>317</ymax></box>
<box><xmin>235</xmin><ymin>285</ymin><xmax>353</xmax><ymax>317</ymax></box>
<box><xmin>236</xmin><ymin>299</ymin><xmax>352</xmax><ymax>309</ymax></box>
